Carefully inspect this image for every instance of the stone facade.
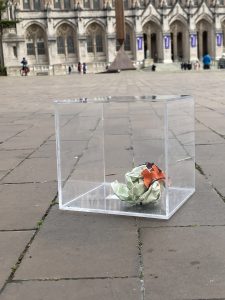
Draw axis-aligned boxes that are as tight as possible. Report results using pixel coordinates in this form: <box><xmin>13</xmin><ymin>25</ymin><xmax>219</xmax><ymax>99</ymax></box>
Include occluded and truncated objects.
<box><xmin>2</xmin><ymin>0</ymin><xmax>225</xmax><ymax>75</ymax></box>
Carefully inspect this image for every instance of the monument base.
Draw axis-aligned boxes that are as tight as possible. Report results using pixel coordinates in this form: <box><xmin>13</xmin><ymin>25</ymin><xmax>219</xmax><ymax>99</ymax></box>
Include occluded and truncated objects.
<box><xmin>107</xmin><ymin>47</ymin><xmax>136</xmax><ymax>71</ymax></box>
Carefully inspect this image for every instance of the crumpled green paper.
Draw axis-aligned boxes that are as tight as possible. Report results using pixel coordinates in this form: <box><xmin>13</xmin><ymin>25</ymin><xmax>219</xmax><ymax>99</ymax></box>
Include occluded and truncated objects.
<box><xmin>111</xmin><ymin>165</ymin><xmax>163</xmax><ymax>205</ymax></box>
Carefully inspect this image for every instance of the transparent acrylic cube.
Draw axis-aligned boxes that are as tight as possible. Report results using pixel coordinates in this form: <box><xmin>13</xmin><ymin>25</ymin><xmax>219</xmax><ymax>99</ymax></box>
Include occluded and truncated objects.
<box><xmin>55</xmin><ymin>95</ymin><xmax>195</xmax><ymax>219</ymax></box>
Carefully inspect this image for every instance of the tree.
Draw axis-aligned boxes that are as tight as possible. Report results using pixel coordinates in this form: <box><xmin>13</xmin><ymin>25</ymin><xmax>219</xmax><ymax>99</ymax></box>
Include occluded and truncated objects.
<box><xmin>0</xmin><ymin>0</ymin><xmax>18</xmax><ymax>74</ymax></box>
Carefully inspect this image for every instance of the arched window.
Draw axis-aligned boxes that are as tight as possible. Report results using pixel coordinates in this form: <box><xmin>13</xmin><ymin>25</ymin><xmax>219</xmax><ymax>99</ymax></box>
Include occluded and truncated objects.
<box><xmin>56</xmin><ymin>24</ymin><xmax>77</xmax><ymax>56</ymax></box>
<box><xmin>86</xmin><ymin>23</ymin><xmax>105</xmax><ymax>55</ymax></box>
<box><xmin>25</xmin><ymin>24</ymin><xmax>48</xmax><ymax>64</ymax></box>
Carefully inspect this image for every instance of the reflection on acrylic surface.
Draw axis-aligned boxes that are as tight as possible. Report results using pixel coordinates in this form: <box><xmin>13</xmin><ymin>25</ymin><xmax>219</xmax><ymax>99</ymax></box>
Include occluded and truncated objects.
<box><xmin>55</xmin><ymin>96</ymin><xmax>195</xmax><ymax>219</ymax></box>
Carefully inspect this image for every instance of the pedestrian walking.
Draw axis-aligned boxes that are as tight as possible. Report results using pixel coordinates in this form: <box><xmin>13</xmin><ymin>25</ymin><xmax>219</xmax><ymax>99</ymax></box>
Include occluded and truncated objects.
<box><xmin>78</xmin><ymin>62</ymin><xmax>82</xmax><ymax>74</ymax></box>
<box><xmin>83</xmin><ymin>62</ymin><xmax>87</xmax><ymax>74</ymax></box>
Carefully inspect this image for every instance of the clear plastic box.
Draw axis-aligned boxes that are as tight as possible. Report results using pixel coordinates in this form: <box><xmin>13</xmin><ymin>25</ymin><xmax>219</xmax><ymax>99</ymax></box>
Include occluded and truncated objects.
<box><xmin>55</xmin><ymin>95</ymin><xmax>195</xmax><ymax>219</ymax></box>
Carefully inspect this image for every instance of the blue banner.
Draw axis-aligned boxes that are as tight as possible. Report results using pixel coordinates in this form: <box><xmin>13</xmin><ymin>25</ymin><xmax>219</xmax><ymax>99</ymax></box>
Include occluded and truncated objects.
<box><xmin>137</xmin><ymin>37</ymin><xmax>143</xmax><ymax>50</ymax></box>
<box><xmin>164</xmin><ymin>35</ymin><xmax>170</xmax><ymax>49</ymax></box>
<box><xmin>190</xmin><ymin>34</ymin><xmax>197</xmax><ymax>48</ymax></box>
<box><xmin>216</xmin><ymin>33</ymin><xmax>223</xmax><ymax>47</ymax></box>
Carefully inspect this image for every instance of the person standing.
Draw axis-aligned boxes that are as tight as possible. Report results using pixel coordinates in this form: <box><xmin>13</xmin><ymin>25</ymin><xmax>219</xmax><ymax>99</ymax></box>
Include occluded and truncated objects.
<box><xmin>83</xmin><ymin>62</ymin><xmax>87</xmax><ymax>74</ymax></box>
<box><xmin>21</xmin><ymin>57</ymin><xmax>28</xmax><ymax>70</ymax></box>
<box><xmin>203</xmin><ymin>54</ymin><xmax>211</xmax><ymax>70</ymax></box>
<box><xmin>77</xmin><ymin>62</ymin><xmax>82</xmax><ymax>74</ymax></box>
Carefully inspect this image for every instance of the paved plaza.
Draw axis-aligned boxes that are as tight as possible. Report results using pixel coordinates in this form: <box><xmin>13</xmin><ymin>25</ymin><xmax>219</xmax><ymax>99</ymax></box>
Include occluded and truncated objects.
<box><xmin>0</xmin><ymin>70</ymin><xmax>225</xmax><ymax>300</ymax></box>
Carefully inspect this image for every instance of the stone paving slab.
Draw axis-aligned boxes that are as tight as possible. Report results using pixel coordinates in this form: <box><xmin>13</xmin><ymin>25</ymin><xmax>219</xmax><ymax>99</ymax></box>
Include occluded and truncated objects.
<box><xmin>2</xmin><ymin>157</ymin><xmax>57</xmax><ymax>184</ymax></box>
<box><xmin>0</xmin><ymin>136</ymin><xmax>47</xmax><ymax>151</ymax></box>
<box><xmin>0</xmin><ymin>149</ymin><xmax>31</xmax><ymax>172</ymax></box>
<box><xmin>0</xmin><ymin>278</ymin><xmax>141</xmax><ymax>300</ymax></box>
<box><xmin>142</xmin><ymin>226</ymin><xmax>225</xmax><ymax>300</ymax></box>
<box><xmin>196</xmin><ymin>144</ymin><xmax>225</xmax><ymax>190</ymax></box>
<box><xmin>29</xmin><ymin>141</ymin><xmax>56</xmax><ymax>158</ymax></box>
<box><xmin>0</xmin><ymin>231</ymin><xmax>34</xmax><ymax>289</ymax></box>
<box><xmin>0</xmin><ymin>182</ymin><xmax>57</xmax><ymax>230</ymax></box>
<box><xmin>195</xmin><ymin>129</ymin><xmax>225</xmax><ymax>145</ymax></box>
<box><xmin>0</xmin><ymin>125</ymin><xmax>30</xmax><ymax>143</ymax></box>
<box><xmin>14</xmin><ymin>207</ymin><xmax>139</xmax><ymax>280</ymax></box>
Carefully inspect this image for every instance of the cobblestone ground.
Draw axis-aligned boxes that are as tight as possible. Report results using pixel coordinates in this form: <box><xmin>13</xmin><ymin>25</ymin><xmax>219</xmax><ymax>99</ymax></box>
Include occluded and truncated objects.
<box><xmin>0</xmin><ymin>70</ymin><xmax>225</xmax><ymax>300</ymax></box>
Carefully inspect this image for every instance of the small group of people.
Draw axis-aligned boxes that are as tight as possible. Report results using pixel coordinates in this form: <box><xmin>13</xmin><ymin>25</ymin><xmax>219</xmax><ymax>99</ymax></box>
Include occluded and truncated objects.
<box><xmin>180</xmin><ymin>56</ymin><xmax>212</xmax><ymax>71</ymax></box>
<box><xmin>180</xmin><ymin>61</ymin><xmax>193</xmax><ymax>71</ymax></box>
<box><xmin>77</xmin><ymin>62</ymin><xmax>87</xmax><ymax>74</ymax></box>
<box><xmin>68</xmin><ymin>63</ymin><xmax>87</xmax><ymax>74</ymax></box>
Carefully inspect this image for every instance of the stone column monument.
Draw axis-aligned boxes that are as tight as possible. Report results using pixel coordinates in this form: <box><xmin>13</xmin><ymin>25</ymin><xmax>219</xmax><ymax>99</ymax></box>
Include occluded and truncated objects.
<box><xmin>107</xmin><ymin>0</ymin><xmax>136</xmax><ymax>71</ymax></box>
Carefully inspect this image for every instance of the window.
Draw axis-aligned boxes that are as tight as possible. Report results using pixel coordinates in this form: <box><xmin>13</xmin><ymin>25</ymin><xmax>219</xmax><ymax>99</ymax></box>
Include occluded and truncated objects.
<box><xmin>86</xmin><ymin>23</ymin><xmax>105</xmax><ymax>56</ymax></box>
<box><xmin>23</xmin><ymin>0</ymin><xmax>30</xmax><ymax>9</ymax></box>
<box><xmin>87</xmin><ymin>36</ymin><xmax>93</xmax><ymax>52</ymax></box>
<box><xmin>67</xmin><ymin>36</ymin><xmax>75</xmax><ymax>53</ymax></box>
<box><xmin>64</xmin><ymin>0</ymin><xmax>71</xmax><ymax>9</ymax></box>
<box><xmin>124</xmin><ymin>0</ymin><xmax>129</xmax><ymax>9</ymax></box>
<box><xmin>37</xmin><ymin>41</ymin><xmax>45</xmax><ymax>55</ymax></box>
<box><xmin>124</xmin><ymin>33</ymin><xmax>131</xmax><ymax>51</ymax></box>
<box><xmin>93</xmin><ymin>0</ymin><xmax>100</xmax><ymax>8</ymax></box>
<box><xmin>57</xmin><ymin>36</ymin><xmax>65</xmax><ymax>54</ymax></box>
<box><xmin>54</xmin><ymin>0</ymin><xmax>61</xmax><ymax>8</ymax></box>
<box><xmin>83</xmin><ymin>0</ymin><xmax>91</xmax><ymax>8</ymax></box>
<box><xmin>34</xmin><ymin>0</ymin><xmax>41</xmax><ymax>10</ymax></box>
<box><xmin>96</xmin><ymin>34</ymin><xmax>103</xmax><ymax>52</ymax></box>
<box><xmin>27</xmin><ymin>43</ymin><xmax>35</xmax><ymax>55</ymax></box>
<box><xmin>13</xmin><ymin>46</ymin><xmax>17</xmax><ymax>57</ymax></box>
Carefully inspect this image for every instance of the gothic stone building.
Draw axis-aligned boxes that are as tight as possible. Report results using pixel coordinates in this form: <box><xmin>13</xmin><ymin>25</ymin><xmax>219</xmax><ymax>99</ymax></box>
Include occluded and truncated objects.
<box><xmin>2</xmin><ymin>0</ymin><xmax>225</xmax><ymax>75</ymax></box>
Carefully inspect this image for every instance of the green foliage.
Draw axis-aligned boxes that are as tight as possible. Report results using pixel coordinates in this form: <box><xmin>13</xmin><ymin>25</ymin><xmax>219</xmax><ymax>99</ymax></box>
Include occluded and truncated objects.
<box><xmin>0</xmin><ymin>0</ymin><xmax>18</xmax><ymax>31</ymax></box>
<box><xmin>1</xmin><ymin>19</ymin><xmax>18</xmax><ymax>28</ymax></box>
<box><xmin>0</xmin><ymin>0</ymin><xmax>7</xmax><ymax>12</ymax></box>
<box><xmin>0</xmin><ymin>65</ymin><xmax>7</xmax><ymax>75</ymax></box>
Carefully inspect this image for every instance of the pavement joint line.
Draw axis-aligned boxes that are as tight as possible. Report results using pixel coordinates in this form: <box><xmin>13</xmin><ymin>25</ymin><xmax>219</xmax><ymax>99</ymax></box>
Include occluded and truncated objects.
<box><xmin>195</xmin><ymin>163</ymin><xmax>206</xmax><ymax>176</ymax></box>
<box><xmin>0</xmin><ymin>229</ymin><xmax>36</xmax><ymax>232</ymax></box>
<box><xmin>0</xmin><ymin>125</ymin><xmax>34</xmax><ymax>144</ymax></box>
<box><xmin>0</xmin><ymin>194</ymin><xmax>58</xmax><ymax>296</ymax></box>
<box><xmin>183</xmin><ymin>298</ymin><xmax>225</xmax><ymax>300</ymax></box>
<box><xmin>195</xmin><ymin>117</ymin><xmax>225</xmax><ymax>140</ymax></box>
<box><xmin>10</xmin><ymin>276</ymin><xmax>138</xmax><ymax>283</ymax></box>
<box><xmin>196</xmin><ymin>143</ymin><xmax>225</xmax><ymax>145</ymax></box>
<box><xmin>136</xmin><ymin>220</ymin><xmax>145</xmax><ymax>300</ymax></box>
<box><xmin>0</xmin><ymin>148</ymin><xmax>36</xmax><ymax>151</ymax></box>
<box><xmin>0</xmin><ymin>132</ymin><xmax>56</xmax><ymax>183</ymax></box>
<box><xmin>0</xmin><ymin>180</ymin><xmax>57</xmax><ymax>185</ymax></box>
<box><xmin>195</xmin><ymin>163</ymin><xmax>225</xmax><ymax>204</ymax></box>
<box><xmin>213</xmin><ymin>187</ymin><xmax>225</xmax><ymax>203</ymax></box>
<box><xmin>139</xmin><ymin>224</ymin><xmax>225</xmax><ymax>229</ymax></box>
